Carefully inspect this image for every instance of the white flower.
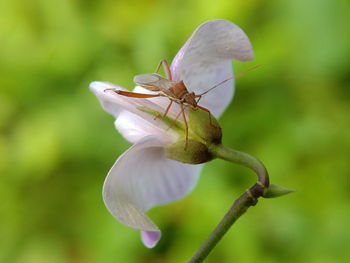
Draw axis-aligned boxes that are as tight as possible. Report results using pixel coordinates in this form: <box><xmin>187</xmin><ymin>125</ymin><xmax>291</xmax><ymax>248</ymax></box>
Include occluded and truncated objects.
<box><xmin>90</xmin><ymin>19</ymin><xmax>253</xmax><ymax>248</ymax></box>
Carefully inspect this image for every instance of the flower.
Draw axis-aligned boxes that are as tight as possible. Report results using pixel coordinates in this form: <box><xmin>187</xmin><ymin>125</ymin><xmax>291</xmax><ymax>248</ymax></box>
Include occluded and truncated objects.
<box><xmin>90</xmin><ymin>19</ymin><xmax>253</xmax><ymax>248</ymax></box>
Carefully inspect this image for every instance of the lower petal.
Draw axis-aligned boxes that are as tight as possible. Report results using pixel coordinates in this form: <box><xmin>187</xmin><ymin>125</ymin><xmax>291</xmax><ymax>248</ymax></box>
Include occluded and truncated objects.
<box><xmin>103</xmin><ymin>135</ymin><xmax>201</xmax><ymax>238</ymax></box>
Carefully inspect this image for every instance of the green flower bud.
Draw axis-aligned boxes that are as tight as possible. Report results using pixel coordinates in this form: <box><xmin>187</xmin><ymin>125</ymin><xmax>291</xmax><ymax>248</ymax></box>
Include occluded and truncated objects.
<box><xmin>165</xmin><ymin>139</ymin><xmax>213</xmax><ymax>164</ymax></box>
<box><xmin>164</xmin><ymin>107</ymin><xmax>222</xmax><ymax>164</ymax></box>
<box><xmin>263</xmin><ymin>184</ymin><xmax>296</xmax><ymax>198</ymax></box>
<box><xmin>138</xmin><ymin>106</ymin><xmax>222</xmax><ymax>164</ymax></box>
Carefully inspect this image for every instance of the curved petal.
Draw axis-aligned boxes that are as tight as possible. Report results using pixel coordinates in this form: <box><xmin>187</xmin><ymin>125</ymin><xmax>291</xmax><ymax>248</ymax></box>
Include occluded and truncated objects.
<box><xmin>103</xmin><ymin>136</ymin><xmax>201</xmax><ymax>233</ymax></box>
<box><xmin>170</xmin><ymin>19</ymin><xmax>254</xmax><ymax>117</ymax></box>
<box><xmin>90</xmin><ymin>81</ymin><xmax>178</xmax><ymax>142</ymax></box>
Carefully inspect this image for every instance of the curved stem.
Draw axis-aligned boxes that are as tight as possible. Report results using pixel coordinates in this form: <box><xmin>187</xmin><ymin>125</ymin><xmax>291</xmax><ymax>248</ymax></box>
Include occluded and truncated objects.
<box><xmin>188</xmin><ymin>144</ymin><xmax>269</xmax><ymax>263</ymax></box>
<box><xmin>211</xmin><ymin>144</ymin><xmax>269</xmax><ymax>198</ymax></box>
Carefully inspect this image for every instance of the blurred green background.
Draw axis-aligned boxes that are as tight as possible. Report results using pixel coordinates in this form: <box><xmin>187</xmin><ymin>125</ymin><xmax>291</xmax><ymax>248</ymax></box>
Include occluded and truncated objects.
<box><xmin>1</xmin><ymin>0</ymin><xmax>350</xmax><ymax>262</ymax></box>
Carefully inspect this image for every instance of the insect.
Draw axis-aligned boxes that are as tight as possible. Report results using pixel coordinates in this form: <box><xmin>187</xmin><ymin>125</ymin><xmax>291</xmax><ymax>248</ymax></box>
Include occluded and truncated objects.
<box><xmin>107</xmin><ymin>60</ymin><xmax>260</xmax><ymax>146</ymax></box>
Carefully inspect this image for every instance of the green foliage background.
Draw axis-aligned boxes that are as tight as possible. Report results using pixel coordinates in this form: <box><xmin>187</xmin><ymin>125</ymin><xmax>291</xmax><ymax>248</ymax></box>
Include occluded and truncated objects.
<box><xmin>1</xmin><ymin>0</ymin><xmax>349</xmax><ymax>262</ymax></box>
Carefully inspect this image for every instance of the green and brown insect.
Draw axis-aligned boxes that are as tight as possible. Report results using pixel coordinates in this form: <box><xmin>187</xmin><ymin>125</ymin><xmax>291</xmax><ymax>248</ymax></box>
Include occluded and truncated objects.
<box><xmin>108</xmin><ymin>60</ymin><xmax>259</xmax><ymax>146</ymax></box>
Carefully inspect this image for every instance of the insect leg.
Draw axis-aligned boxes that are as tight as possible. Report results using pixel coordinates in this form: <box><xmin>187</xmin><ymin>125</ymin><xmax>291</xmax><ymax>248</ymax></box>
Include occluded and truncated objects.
<box><xmin>196</xmin><ymin>105</ymin><xmax>219</xmax><ymax>128</ymax></box>
<box><xmin>163</xmin><ymin>100</ymin><xmax>173</xmax><ymax>117</ymax></box>
<box><xmin>165</xmin><ymin>105</ymin><xmax>183</xmax><ymax>131</ymax></box>
<box><xmin>195</xmin><ymin>94</ymin><xmax>202</xmax><ymax>105</ymax></box>
<box><xmin>108</xmin><ymin>90</ymin><xmax>161</xmax><ymax>98</ymax></box>
<box><xmin>181</xmin><ymin>103</ymin><xmax>189</xmax><ymax>149</ymax></box>
<box><xmin>153</xmin><ymin>100</ymin><xmax>174</xmax><ymax>121</ymax></box>
<box><xmin>155</xmin><ymin>59</ymin><xmax>172</xmax><ymax>80</ymax></box>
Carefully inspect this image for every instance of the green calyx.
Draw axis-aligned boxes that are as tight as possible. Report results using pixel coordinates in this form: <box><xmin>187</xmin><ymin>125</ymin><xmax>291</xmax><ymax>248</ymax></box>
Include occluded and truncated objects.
<box><xmin>188</xmin><ymin>107</ymin><xmax>222</xmax><ymax>144</ymax></box>
<box><xmin>138</xmin><ymin>106</ymin><xmax>222</xmax><ymax>165</ymax></box>
<box><xmin>165</xmin><ymin>139</ymin><xmax>213</xmax><ymax>164</ymax></box>
<box><xmin>164</xmin><ymin>107</ymin><xmax>222</xmax><ymax>164</ymax></box>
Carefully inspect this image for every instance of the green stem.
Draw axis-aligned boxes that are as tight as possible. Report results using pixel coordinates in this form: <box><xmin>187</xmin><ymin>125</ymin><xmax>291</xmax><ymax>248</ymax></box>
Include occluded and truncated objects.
<box><xmin>188</xmin><ymin>144</ymin><xmax>269</xmax><ymax>263</ymax></box>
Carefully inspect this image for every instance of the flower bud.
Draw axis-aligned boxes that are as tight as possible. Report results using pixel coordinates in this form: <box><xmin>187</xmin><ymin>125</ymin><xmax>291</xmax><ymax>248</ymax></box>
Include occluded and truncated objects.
<box><xmin>165</xmin><ymin>108</ymin><xmax>222</xmax><ymax>164</ymax></box>
<box><xmin>262</xmin><ymin>184</ymin><xmax>296</xmax><ymax>198</ymax></box>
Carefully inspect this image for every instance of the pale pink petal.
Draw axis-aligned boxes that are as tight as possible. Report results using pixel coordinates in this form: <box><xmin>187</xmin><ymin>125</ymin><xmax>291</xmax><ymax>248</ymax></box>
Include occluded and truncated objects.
<box><xmin>90</xmin><ymin>81</ymin><xmax>178</xmax><ymax>141</ymax></box>
<box><xmin>170</xmin><ymin>19</ymin><xmax>254</xmax><ymax>117</ymax></box>
<box><xmin>115</xmin><ymin>110</ymin><xmax>176</xmax><ymax>144</ymax></box>
<box><xmin>90</xmin><ymin>81</ymin><xmax>125</xmax><ymax>117</ymax></box>
<box><xmin>141</xmin><ymin>231</ymin><xmax>161</xmax><ymax>248</ymax></box>
<box><xmin>103</xmin><ymin>135</ymin><xmax>201</xmax><ymax>232</ymax></box>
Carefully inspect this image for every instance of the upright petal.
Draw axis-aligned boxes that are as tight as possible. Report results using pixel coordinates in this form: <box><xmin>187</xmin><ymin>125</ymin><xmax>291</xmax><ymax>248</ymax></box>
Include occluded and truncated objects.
<box><xmin>170</xmin><ymin>19</ymin><xmax>254</xmax><ymax>117</ymax></box>
<box><xmin>103</xmin><ymin>135</ymin><xmax>201</xmax><ymax>232</ymax></box>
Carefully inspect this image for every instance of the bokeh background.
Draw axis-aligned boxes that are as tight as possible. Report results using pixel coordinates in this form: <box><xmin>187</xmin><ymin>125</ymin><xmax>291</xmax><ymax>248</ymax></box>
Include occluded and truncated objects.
<box><xmin>1</xmin><ymin>0</ymin><xmax>350</xmax><ymax>262</ymax></box>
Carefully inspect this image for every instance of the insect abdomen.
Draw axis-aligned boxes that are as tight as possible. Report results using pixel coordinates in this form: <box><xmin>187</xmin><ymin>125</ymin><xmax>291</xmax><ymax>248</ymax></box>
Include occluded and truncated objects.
<box><xmin>168</xmin><ymin>81</ymin><xmax>188</xmax><ymax>99</ymax></box>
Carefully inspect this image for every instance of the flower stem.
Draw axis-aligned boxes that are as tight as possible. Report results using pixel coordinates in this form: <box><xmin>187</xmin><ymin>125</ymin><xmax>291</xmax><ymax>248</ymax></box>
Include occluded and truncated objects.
<box><xmin>188</xmin><ymin>144</ymin><xmax>269</xmax><ymax>263</ymax></box>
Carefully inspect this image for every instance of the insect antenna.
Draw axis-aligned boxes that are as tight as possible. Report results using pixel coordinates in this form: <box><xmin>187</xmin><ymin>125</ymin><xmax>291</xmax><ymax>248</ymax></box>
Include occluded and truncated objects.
<box><xmin>198</xmin><ymin>64</ymin><xmax>262</xmax><ymax>96</ymax></box>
